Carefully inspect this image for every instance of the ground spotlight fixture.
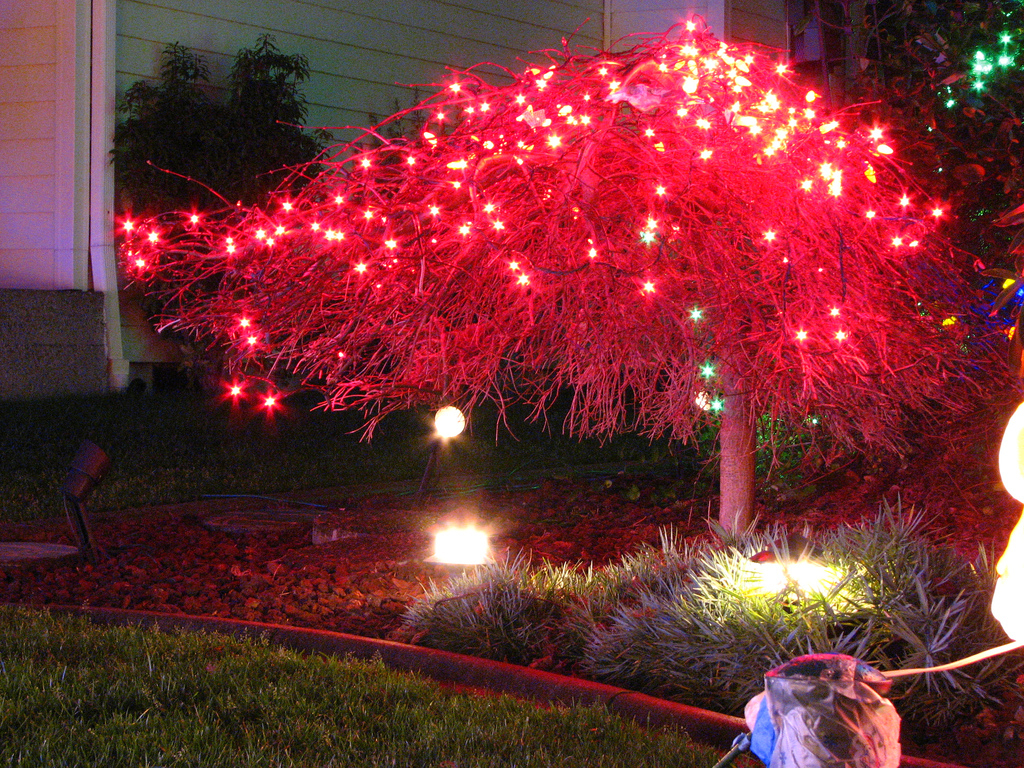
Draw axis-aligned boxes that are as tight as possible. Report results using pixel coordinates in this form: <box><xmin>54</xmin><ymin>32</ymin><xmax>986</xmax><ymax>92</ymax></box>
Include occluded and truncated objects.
<box><xmin>61</xmin><ymin>440</ymin><xmax>109</xmax><ymax>563</ymax></box>
<box><xmin>429</xmin><ymin>523</ymin><xmax>491</xmax><ymax>566</ymax></box>
<box><xmin>417</xmin><ymin>406</ymin><xmax>466</xmax><ymax>504</ymax></box>
<box><xmin>747</xmin><ymin>533</ymin><xmax>834</xmax><ymax>595</ymax></box>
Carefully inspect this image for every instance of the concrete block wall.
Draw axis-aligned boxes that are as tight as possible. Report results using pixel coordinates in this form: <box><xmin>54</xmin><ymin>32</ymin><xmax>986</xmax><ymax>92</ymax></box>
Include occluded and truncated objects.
<box><xmin>0</xmin><ymin>289</ymin><xmax>108</xmax><ymax>399</ymax></box>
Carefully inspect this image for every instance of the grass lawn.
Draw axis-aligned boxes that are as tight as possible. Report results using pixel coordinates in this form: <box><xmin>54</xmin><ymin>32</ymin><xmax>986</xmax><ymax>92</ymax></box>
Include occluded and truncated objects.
<box><xmin>0</xmin><ymin>390</ymin><xmax>685</xmax><ymax>522</ymax></box>
<box><xmin>0</xmin><ymin>608</ymin><xmax>719</xmax><ymax>767</ymax></box>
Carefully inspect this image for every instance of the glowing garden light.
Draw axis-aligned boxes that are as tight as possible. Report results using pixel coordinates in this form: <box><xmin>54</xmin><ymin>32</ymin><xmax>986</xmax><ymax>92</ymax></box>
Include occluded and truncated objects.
<box><xmin>748</xmin><ymin>557</ymin><xmax>837</xmax><ymax>595</ymax></box>
<box><xmin>431</xmin><ymin>524</ymin><xmax>490</xmax><ymax>565</ymax></box>
<box><xmin>745</xmin><ymin>533</ymin><xmax>839</xmax><ymax>597</ymax></box>
<box><xmin>433</xmin><ymin>405</ymin><xmax>467</xmax><ymax>439</ymax></box>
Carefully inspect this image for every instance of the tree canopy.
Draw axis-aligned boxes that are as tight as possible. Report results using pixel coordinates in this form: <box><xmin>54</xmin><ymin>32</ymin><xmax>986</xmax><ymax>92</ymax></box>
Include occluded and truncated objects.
<box><xmin>120</xmin><ymin>24</ymin><xmax>1001</xmax><ymax>530</ymax></box>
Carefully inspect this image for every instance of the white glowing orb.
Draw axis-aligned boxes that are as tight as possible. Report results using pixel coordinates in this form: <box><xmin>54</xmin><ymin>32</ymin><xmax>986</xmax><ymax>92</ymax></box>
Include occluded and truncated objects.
<box><xmin>434</xmin><ymin>406</ymin><xmax>466</xmax><ymax>438</ymax></box>
<box><xmin>996</xmin><ymin>401</ymin><xmax>1024</xmax><ymax>640</ymax></box>
<box><xmin>433</xmin><ymin>526</ymin><xmax>489</xmax><ymax>565</ymax></box>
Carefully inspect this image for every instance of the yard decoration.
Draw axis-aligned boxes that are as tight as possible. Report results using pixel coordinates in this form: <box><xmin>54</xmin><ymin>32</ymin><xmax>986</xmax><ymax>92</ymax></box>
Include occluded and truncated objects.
<box><xmin>881</xmin><ymin>400</ymin><xmax>1024</xmax><ymax>681</ymax></box>
<box><xmin>993</xmin><ymin>400</ymin><xmax>1024</xmax><ymax>643</ymax></box>
<box><xmin>120</xmin><ymin>21</ymin><xmax>989</xmax><ymax>533</ymax></box>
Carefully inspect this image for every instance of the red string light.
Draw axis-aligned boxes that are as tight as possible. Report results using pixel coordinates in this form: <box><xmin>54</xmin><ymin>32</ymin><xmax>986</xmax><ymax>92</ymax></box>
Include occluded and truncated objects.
<box><xmin>120</xmin><ymin>23</ymin><xmax>984</xmax><ymax>448</ymax></box>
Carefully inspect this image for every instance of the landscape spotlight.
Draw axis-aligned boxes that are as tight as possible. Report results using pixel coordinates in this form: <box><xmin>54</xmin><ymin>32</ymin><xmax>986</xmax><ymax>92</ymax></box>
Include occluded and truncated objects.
<box><xmin>431</xmin><ymin>524</ymin><xmax>490</xmax><ymax>566</ymax></box>
<box><xmin>433</xmin><ymin>405</ymin><xmax>466</xmax><ymax>439</ymax></box>
<box><xmin>418</xmin><ymin>406</ymin><xmax>467</xmax><ymax>502</ymax></box>
<box><xmin>61</xmin><ymin>440</ymin><xmax>109</xmax><ymax>563</ymax></box>
<box><xmin>747</xmin><ymin>533</ymin><xmax>835</xmax><ymax>595</ymax></box>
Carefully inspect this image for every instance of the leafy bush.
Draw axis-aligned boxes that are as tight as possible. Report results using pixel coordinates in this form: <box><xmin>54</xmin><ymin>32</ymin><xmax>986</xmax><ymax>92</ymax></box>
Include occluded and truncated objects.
<box><xmin>404</xmin><ymin>502</ymin><xmax>1023</xmax><ymax>734</ymax></box>
<box><xmin>114</xmin><ymin>35</ymin><xmax>328</xmax><ymax>214</ymax></box>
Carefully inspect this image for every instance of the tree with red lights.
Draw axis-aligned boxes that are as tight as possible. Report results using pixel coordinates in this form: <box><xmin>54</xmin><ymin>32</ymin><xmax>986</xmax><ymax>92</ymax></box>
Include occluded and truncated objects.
<box><xmin>122</xmin><ymin>24</ymin><xmax>994</xmax><ymax>532</ymax></box>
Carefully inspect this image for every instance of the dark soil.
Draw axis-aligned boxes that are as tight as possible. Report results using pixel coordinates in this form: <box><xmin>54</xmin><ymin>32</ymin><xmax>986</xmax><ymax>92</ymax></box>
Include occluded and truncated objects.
<box><xmin>1</xmin><ymin>426</ymin><xmax>1023</xmax><ymax>767</ymax></box>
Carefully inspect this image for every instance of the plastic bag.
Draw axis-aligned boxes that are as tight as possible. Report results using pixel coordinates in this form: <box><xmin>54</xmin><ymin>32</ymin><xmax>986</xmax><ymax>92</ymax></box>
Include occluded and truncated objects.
<box><xmin>744</xmin><ymin>653</ymin><xmax>901</xmax><ymax>768</ymax></box>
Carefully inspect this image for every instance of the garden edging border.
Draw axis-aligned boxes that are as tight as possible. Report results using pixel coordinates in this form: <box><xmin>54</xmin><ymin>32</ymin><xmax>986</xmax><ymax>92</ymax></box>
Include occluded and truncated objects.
<box><xmin>21</xmin><ymin>604</ymin><xmax>965</xmax><ymax>768</ymax></box>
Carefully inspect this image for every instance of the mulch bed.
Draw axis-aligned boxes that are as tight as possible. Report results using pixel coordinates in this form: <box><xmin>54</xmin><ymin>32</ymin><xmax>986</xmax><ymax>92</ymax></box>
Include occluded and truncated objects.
<box><xmin>1</xmin><ymin>463</ymin><xmax>1022</xmax><ymax>767</ymax></box>
<box><xmin>0</xmin><ymin>478</ymin><xmax>696</xmax><ymax>638</ymax></box>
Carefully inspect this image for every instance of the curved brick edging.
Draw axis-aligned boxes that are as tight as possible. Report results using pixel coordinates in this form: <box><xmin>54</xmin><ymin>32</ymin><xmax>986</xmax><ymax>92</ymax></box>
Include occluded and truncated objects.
<box><xmin>31</xmin><ymin>605</ymin><xmax>964</xmax><ymax>768</ymax></box>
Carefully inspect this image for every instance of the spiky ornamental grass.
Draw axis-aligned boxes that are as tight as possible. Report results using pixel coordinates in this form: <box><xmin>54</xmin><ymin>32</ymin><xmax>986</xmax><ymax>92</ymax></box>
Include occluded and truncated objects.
<box><xmin>404</xmin><ymin>502</ymin><xmax>1023</xmax><ymax>734</ymax></box>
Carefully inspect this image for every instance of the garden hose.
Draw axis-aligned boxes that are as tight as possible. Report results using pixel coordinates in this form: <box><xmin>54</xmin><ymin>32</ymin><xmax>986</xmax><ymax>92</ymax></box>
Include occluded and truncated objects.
<box><xmin>711</xmin><ymin>733</ymin><xmax>750</xmax><ymax>768</ymax></box>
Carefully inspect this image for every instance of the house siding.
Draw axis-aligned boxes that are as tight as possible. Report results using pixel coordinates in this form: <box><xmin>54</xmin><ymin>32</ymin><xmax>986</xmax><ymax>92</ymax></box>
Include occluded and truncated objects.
<box><xmin>0</xmin><ymin>1</ymin><xmax>62</xmax><ymax>291</ymax></box>
<box><xmin>730</xmin><ymin>0</ymin><xmax>787</xmax><ymax>49</ymax></box>
<box><xmin>115</xmin><ymin>0</ymin><xmax>605</xmax><ymax>140</ymax></box>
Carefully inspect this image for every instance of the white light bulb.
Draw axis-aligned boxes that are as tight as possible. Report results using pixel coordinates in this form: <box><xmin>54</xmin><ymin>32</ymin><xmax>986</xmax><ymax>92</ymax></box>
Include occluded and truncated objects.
<box><xmin>434</xmin><ymin>406</ymin><xmax>466</xmax><ymax>438</ymax></box>
<box><xmin>433</xmin><ymin>526</ymin><xmax>489</xmax><ymax>565</ymax></box>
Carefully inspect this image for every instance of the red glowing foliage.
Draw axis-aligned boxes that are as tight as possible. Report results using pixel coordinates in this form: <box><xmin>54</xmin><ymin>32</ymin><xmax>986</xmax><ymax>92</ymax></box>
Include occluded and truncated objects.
<box><xmin>121</xmin><ymin>24</ymin><xmax>999</xmax><ymax>528</ymax></box>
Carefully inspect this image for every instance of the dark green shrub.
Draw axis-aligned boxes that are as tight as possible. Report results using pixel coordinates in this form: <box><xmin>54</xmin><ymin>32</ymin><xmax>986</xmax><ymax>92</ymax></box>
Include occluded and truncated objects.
<box><xmin>114</xmin><ymin>35</ymin><xmax>328</xmax><ymax>214</ymax></box>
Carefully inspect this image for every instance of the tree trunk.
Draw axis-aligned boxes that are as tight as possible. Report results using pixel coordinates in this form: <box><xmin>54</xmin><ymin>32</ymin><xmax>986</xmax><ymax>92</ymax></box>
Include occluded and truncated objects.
<box><xmin>718</xmin><ymin>371</ymin><xmax>756</xmax><ymax>534</ymax></box>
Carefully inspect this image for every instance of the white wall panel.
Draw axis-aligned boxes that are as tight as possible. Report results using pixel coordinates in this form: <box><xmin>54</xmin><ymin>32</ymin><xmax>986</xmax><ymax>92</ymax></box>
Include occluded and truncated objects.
<box><xmin>0</xmin><ymin>176</ymin><xmax>53</xmax><ymax>214</ymax></box>
<box><xmin>1</xmin><ymin>64</ymin><xmax>57</xmax><ymax>102</ymax></box>
<box><xmin>731</xmin><ymin>0</ymin><xmax>786</xmax><ymax>48</ymax></box>
<box><xmin>0</xmin><ymin>26</ymin><xmax>56</xmax><ymax>66</ymax></box>
<box><xmin>0</xmin><ymin>214</ymin><xmax>54</xmax><ymax>251</ymax></box>
<box><xmin>0</xmin><ymin>139</ymin><xmax>55</xmax><ymax>178</ymax></box>
<box><xmin>0</xmin><ymin>0</ymin><xmax>61</xmax><ymax>291</ymax></box>
<box><xmin>1</xmin><ymin>102</ymin><xmax>56</xmax><ymax>141</ymax></box>
<box><xmin>0</xmin><ymin>251</ymin><xmax>56</xmax><ymax>289</ymax></box>
<box><xmin>609</xmin><ymin>0</ymin><xmax>723</xmax><ymax>44</ymax></box>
